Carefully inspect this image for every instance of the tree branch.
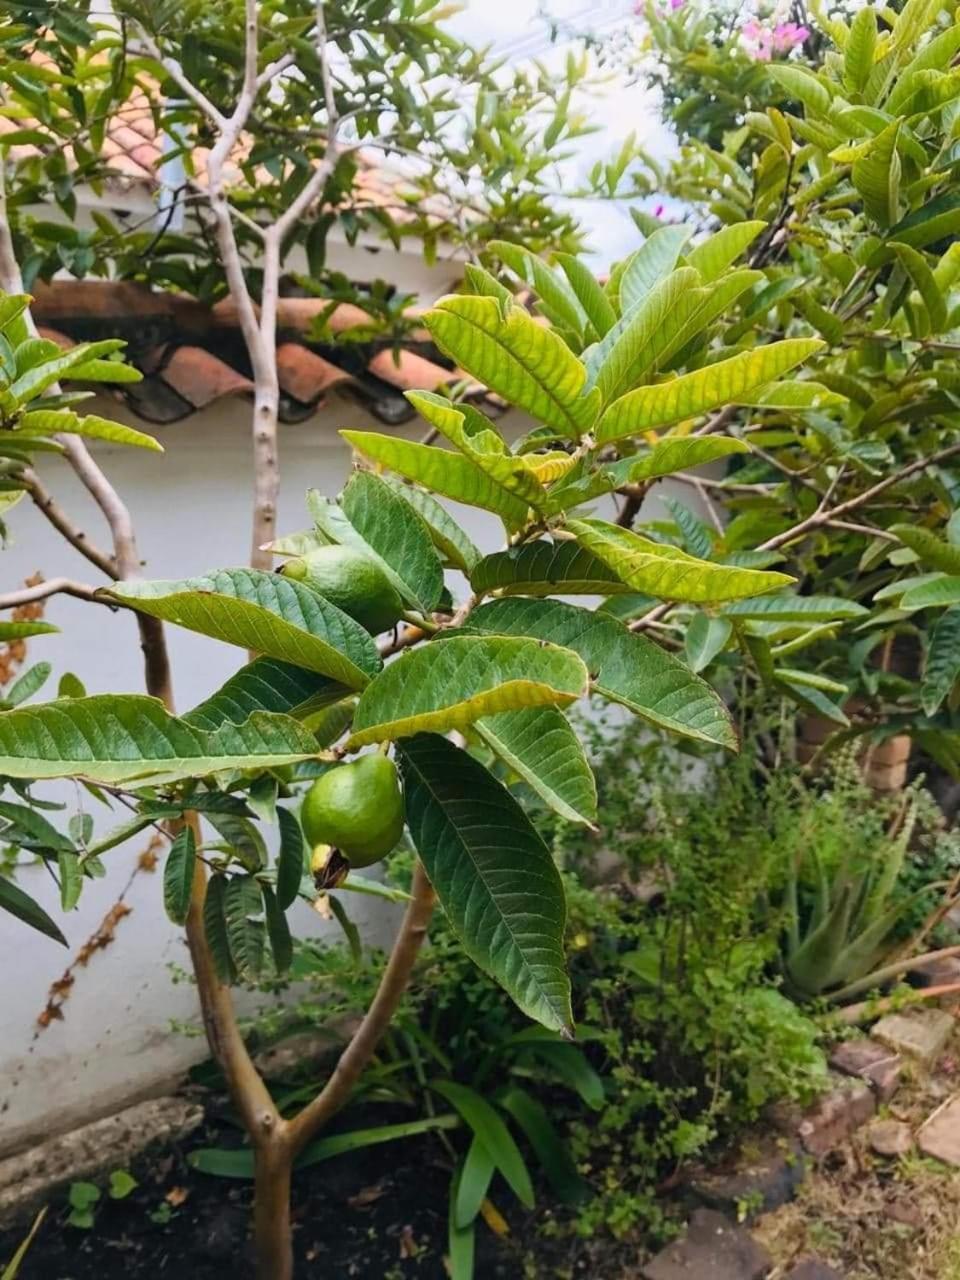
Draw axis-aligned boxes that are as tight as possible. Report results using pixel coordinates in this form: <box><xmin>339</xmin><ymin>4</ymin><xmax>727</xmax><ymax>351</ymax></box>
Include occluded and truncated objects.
<box><xmin>271</xmin><ymin>0</ymin><xmax>340</xmax><ymax>242</ymax></box>
<box><xmin>22</xmin><ymin>471</ymin><xmax>119</xmax><ymax>579</ymax></box>
<box><xmin>184</xmin><ymin>815</ymin><xmax>279</xmax><ymax>1141</ymax></box>
<box><xmin>133</xmin><ymin>34</ymin><xmax>228</xmax><ymax>130</ymax></box>
<box><xmin>692</xmin><ymin>405</ymin><xmax>738</xmax><ymax>438</ymax></box>
<box><xmin>758</xmin><ymin>441</ymin><xmax>960</xmax><ymax>553</ymax></box>
<box><xmin>286</xmin><ymin>860</ymin><xmax>436</xmax><ymax>1154</ymax></box>
<box><xmin>0</xmin><ymin>577</ymin><xmax>104</xmax><ymax>609</ymax></box>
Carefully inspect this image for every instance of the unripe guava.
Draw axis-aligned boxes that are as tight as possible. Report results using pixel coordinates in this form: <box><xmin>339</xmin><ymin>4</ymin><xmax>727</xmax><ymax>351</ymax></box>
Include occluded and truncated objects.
<box><xmin>282</xmin><ymin>545</ymin><xmax>404</xmax><ymax>635</ymax></box>
<box><xmin>301</xmin><ymin>753</ymin><xmax>404</xmax><ymax>868</ymax></box>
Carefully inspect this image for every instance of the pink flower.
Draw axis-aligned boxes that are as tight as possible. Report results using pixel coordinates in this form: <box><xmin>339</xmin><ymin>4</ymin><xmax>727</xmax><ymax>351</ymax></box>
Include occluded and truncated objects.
<box><xmin>773</xmin><ymin>21</ymin><xmax>809</xmax><ymax>50</ymax></box>
<box><xmin>741</xmin><ymin>17</ymin><xmax>807</xmax><ymax>60</ymax></box>
<box><xmin>653</xmin><ymin>203</ymin><xmax>665</xmax><ymax>217</ymax></box>
<box><xmin>670</xmin><ymin>0</ymin><xmax>686</xmax><ymax>10</ymax></box>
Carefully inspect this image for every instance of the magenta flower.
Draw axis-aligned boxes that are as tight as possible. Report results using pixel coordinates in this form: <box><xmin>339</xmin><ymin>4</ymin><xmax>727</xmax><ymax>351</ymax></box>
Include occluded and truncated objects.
<box><xmin>741</xmin><ymin>17</ymin><xmax>808</xmax><ymax>60</ymax></box>
<box><xmin>773</xmin><ymin>21</ymin><xmax>809</xmax><ymax>50</ymax></box>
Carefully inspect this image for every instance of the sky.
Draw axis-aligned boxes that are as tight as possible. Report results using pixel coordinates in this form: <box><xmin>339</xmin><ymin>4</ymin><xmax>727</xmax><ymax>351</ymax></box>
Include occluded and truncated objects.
<box><xmin>446</xmin><ymin>0</ymin><xmax>677</xmax><ymax>264</ymax></box>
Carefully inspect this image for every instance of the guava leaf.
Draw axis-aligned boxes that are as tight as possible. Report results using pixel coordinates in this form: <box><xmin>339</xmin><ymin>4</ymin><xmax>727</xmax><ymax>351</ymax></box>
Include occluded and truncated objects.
<box><xmin>619</xmin><ymin>225</ymin><xmax>691</xmax><ymax>312</ymax></box>
<box><xmin>596</xmin><ymin>339</ymin><xmax>823</xmax><ymax>441</ymax></box>
<box><xmin>466</xmin><ymin>598</ymin><xmax>736</xmax><ymax>749</ymax></box>
<box><xmin>340</xmin><ymin>430</ymin><xmax>529</xmax><ymax>531</ymax></box>
<box><xmin>379</xmin><ymin>475</ymin><xmax>481</xmax><ymax>573</ymax></box>
<box><xmin>684</xmin><ymin>221</ymin><xmax>766</xmax><ymax>281</ymax></box>
<box><xmin>475</xmin><ymin>707</ymin><xmax>598</xmax><ymax>827</ymax></box>
<box><xmin>399</xmin><ymin>732</ymin><xmax>572</xmax><ymax>1032</ymax></box>
<box><xmin>406</xmin><ymin>391</ymin><xmax>550</xmax><ymax>508</ymax></box>
<box><xmin>922</xmin><ymin>605</ymin><xmax>960</xmax><ymax>715</ymax></box>
<box><xmin>470</xmin><ymin>540</ymin><xmax>634</xmax><ymax>597</ymax></box>
<box><xmin>163</xmin><ymin>827</ymin><xmax>196</xmax><ymax>925</ymax></box>
<box><xmin>585</xmin><ymin>268</ymin><xmax>706</xmax><ymax>406</ymax></box>
<box><xmin>203</xmin><ymin>875</ymin><xmax>237</xmax><ymax>983</ymax></box>
<box><xmin>347</xmin><ymin>635</ymin><xmax>589</xmax><ymax>748</ymax></box>
<box><xmin>721</xmin><ymin>594</ymin><xmax>867</xmax><ymax>622</ymax></box>
<box><xmin>900</xmin><ymin>575</ymin><xmax>960</xmax><ymax>609</ymax></box>
<box><xmin>543</xmin><ymin>437</ymin><xmax>749</xmax><ymax>513</ymax></box>
<box><xmin>569</xmin><ymin>518</ymin><xmax>793</xmax><ymax>603</ymax></box>
<box><xmin>224</xmin><ymin>875</ymin><xmax>265</xmax><ymax>981</ymax></box>
<box><xmin>424</xmin><ymin>294</ymin><xmax>599</xmax><ymax>437</ymax></box>
<box><xmin>262</xmin><ymin>884</ymin><xmax>293</xmax><ymax>974</ymax></box>
<box><xmin>18</xmin><ymin>409</ymin><xmax>160</xmax><ymax>452</ymax></box>
<box><xmin>107</xmin><ymin>569</ymin><xmax>381</xmax><ymax>689</ymax></box>
<box><xmin>684</xmin><ymin>613</ymin><xmax>734</xmax><ymax>674</ymax></box>
<box><xmin>276</xmin><ymin>808</ymin><xmax>305</xmax><ymax>910</ymax></box>
<box><xmin>0</xmin><ymin>696</ymin><xmax>320</xmax><ymax>785</ymax></box>
<box><xmin>338</xmin><ymin>469</ymin><xmax>445</xmax><ymax>612</ymax></box>
<box><xmin>554</xmin><ymin>252</ymin><xmax>617</xmax><ymax>337</ymax></box>
<box><xmin>0</xmin><ymin>874</ymin><xmax>67</xmax><ymax>945</ymax></box>
<box><xmin>891</xmin><ymin>524</ymin><xmax>960</xmax><ymax>574</ymax></box>
<box><xmin>0</xmin><ymin>620</ymin><xmax>58</xmax><ymax>641</ymax></box>
<box><xmin>183</xmin><ymin>658</ymin><xmax>347</xmax><ymax>730</ymax></box>
<box><xmin>488</xmin><ymin>239</ymin><xmax>589</xmax><ymax>340</ymax></box>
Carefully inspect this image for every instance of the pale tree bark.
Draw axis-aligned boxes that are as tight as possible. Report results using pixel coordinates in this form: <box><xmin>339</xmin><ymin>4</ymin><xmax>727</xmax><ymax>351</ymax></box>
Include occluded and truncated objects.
<box><xmin>140</xmin><ymin>0</ymin><xmax>342</xmax><ymax>571</ymax></box>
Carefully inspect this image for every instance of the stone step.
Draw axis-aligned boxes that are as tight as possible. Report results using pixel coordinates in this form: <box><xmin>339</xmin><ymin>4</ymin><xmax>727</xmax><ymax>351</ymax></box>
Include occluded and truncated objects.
<box><xmin>0</xmin><ymin>1095</ymin><xmax>203</xmax><ymax>1228</ymax></box>
<box><xmin>641</xmin><ymin>1208</ymin><xmax>772</xmax><ymax>1280</ymax></box>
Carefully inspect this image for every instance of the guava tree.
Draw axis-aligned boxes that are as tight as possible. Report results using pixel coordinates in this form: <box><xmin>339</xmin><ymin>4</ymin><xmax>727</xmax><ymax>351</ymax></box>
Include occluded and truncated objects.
<box><xmin>0</xmin><ymin>224</ymin><xmax>841</xmax><ymax>1276</ymax></box>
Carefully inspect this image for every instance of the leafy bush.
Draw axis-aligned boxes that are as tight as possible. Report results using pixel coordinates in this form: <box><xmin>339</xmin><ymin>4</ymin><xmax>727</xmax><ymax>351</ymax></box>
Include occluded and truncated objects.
<box><xmin>243</xmin><ymin>731</ymin><xmax>830</xmax><ymax>1251</ymax></box>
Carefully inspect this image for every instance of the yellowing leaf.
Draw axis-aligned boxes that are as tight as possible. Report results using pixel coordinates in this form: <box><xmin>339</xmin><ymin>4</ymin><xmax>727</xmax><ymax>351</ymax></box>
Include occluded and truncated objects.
<box><xmin>405</xmin><ymin>392</ymin><xmax>549</xmax><ymax>509</ymax></box>
<box><xmin>347</xmin><ymin>635</ymin><xmax>589</xmax><ymax>748</ymax></box>
<box><xmin>586</xmin><ymin>268</ymin><xmax>707</xmax><ymax>406</ymax></box>
<box><xmin>340</xmin><ymin>430</ymin><xmax>529</xmax><ymax>531</ymax></box>
<box><xmin>684</xmin><ymin>221</ymin><xmax>766</xmax><ymax>281</ymax></box>
<box><xmin>424</xmin><ymin>295</ymin><xmax>599</xmax><ymax>437</ymax></box>
<box><xmin>596</xmin><ymin>339</ymin><xmax>823</xmax><ymax>442</ymax></box>
<box><xmin>568</xmin><ymin>518</ymin><xmax>794</xmax><ymax>603</ymax></box>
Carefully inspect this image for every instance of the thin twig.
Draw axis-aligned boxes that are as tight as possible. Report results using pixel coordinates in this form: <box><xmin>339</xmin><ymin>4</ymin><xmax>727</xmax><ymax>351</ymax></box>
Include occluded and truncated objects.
<box><xmin>0</xmin><ymin>578</ymin><xmax>103</xmax><ymax>609</ymax></box>
<box><xmin>758</xmin><ymin>441</ymin><xmax>960</xmax><ymax>552</ymax></box>
<box><xmin>22</xmin><ymin>471</ymin><xmax>119</xmax><ymax>579</ymax></box>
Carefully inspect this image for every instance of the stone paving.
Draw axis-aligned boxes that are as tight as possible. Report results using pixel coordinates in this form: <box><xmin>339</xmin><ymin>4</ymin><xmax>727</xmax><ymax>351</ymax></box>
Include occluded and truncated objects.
<box><xmin>644</xmin><ymin>1008</ymin><xmax>960</xmax><ymax>1278</ymax></box>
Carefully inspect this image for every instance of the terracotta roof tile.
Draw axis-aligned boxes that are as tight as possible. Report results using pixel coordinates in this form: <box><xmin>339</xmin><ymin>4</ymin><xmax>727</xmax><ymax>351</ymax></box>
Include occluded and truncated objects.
<box><xmin>367</xmin><ymin>348</ymin><xmax>455</xmax><ymax>392</ymax></box>
<box><xmin>277</xmin><ymin>342</ymin><xmax>355</xmax><ymax>405</ymax></box>
<box><xmin>26</xmin><ymin>280</ymin><xmax>500</xmax><ymax>429</ymax></box>
<box><xmin>159</xmin><ymin>346</ymin><xmax>254</xmax><ymax>409</ymax></box>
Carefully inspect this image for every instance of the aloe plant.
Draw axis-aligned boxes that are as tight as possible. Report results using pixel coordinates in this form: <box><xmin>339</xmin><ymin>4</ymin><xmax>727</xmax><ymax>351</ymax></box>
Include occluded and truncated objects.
<box><xmin>782</xmin><ymin>794</ymin><xmax>946</xmax><ymax>1001</ymax></box>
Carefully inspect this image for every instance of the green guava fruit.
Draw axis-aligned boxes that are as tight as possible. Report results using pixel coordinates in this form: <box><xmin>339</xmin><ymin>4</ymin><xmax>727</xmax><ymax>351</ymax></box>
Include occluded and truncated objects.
<box><xmin>282</xmin><ymin>545</ymin><xmax>404</xmax><ymax>634</ymax></box>
<box><xmin>301</xmin><ymin>753</ymin><xmax>405</xmax><ymax>868</ymax></box>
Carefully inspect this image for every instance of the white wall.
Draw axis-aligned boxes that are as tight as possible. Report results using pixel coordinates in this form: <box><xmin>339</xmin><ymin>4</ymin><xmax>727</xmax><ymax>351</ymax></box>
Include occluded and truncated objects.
<box><xmin>0</xmin><ymin>394</ymin><xmax>703</xmax><ymax>1155</ymax></box>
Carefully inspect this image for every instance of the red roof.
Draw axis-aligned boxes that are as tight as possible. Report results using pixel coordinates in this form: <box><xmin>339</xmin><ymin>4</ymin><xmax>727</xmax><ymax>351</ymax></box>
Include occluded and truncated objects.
<box><xmin>30</xmin><ymin>280</ymin><xmax>496</xmax><ymax>427</ymax></box>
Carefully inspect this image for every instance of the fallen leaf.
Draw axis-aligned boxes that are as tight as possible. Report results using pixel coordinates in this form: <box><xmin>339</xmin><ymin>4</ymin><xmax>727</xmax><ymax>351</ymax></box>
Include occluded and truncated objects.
<box><xmin>399</xmin><ymin>1224</ymin><xmax>419</xmax><ymax>1258</ymax></box>
<box><xmin>347</xmin><ymin>1184</ymin><xmax>386</xmax><ymax>1209</ymax></box>
<box><xmin>480</xmin><ymin>1198</ymin><xmax>510</xmax><ymax>1237</ymax></box>
<box><xmin>165</xmin><ymin>1186</ymin><xmax>189</xmax><ymax>1207</ymax></box>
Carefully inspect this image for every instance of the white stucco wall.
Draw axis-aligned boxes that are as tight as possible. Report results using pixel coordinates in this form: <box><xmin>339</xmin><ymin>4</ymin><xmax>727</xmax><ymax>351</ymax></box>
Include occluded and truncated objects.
<box><xmin>0</xmin><ymin>394</ymin><xmax>704</xmax><ymax>1155</ymax></box>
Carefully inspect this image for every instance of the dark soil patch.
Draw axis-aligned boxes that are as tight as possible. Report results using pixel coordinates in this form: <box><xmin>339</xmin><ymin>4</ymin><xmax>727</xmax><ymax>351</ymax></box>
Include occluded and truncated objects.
<box><xmin>1</xmin><ymin>1103</ymin><xmax>638</xmax><ymax>1280</ymax></box>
